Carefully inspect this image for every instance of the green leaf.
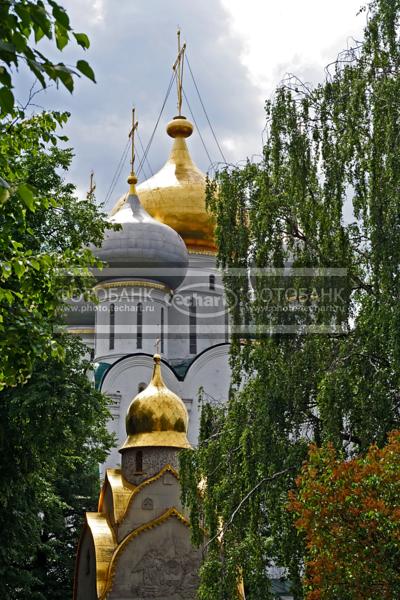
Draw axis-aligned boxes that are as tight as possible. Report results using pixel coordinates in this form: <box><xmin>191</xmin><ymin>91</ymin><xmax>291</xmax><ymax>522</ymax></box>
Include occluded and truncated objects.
<box><xmin>0</xmin><ymin>40</ymin><xmax>16</xmax><ymax>55</ymax></box>
<box><xmin>0</xmin><ymin>288</ymin><xmax>14</xmax><ymax>304</ymax></box>
<box><xmin>57</xmin><ymin>70</ymin><xmax>74</xmax><ymax>93</ymax></box>
<box><xmin>1</xmin><ymin>262</ymin><xmax>12</xmax><ymax>281</ymax></box>
<box><xmin>47</xmin><ymin>64</ymin><xmax>76</xmax><ymax>92</ymax></box>
<box><xmin>0</xmin><ymin>67</ymin><xmax>12</xmax><ymax>87</ymax></box>
<box><xmin>26</xmin><ymin>58</ymin><xmax>46</xmax><ymax>88</ymax></box>
<box><xmin>0</xmin><ymin>86</ymin><xmax>14</xmax><ymax>113</ymax></box>
<box><xmin>55</xmin><ymin>23</ymin><xmax>69</xmax><ymax>51</ymax></box>
<box><xmin>30</xmin><ymin>258</ymin><xmax>40</xmax><ymax>271</ymax></box>
<box><xmin>11</xmin><ymin>31</ymin><xmax>27</xmax><ymax>53</ymax></box>
<box><xmin>17</xmin><ymin>184</ymin><xmax>36</xmax><ymax>211</ymax></box>
<box><xmin>73</xmin><ymin>32</ymin><xmax>90</xmax><ymax>50</ymax></box>
<box><xmin>34</xmin><ymin>26</ymin><xmax>45</xmax><ymax>43</ymax></box>
<box><xmin>30</xmin><ymin>4</ymin><xmax>52</xmax><ymax>38</ymax></box>
<box><xmin>13</xmin><ymin>260</ymin><xmax>26</xmax><ymax>279</ymax></box>
<box><xmin>76</xmin><ymin>59</ymin><xmax>96</xmax><ymax>83</ymax></box>
<box><xmin>50</xmin><ymin>1</ymin><xmax>71</xmax><ymax>30</ymax></box>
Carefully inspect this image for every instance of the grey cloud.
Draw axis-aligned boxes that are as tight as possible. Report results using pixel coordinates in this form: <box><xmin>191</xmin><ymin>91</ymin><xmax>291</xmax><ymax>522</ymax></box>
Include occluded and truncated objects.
<box><xmin>15</xmin><ymin>0</ymin><xmax>264</xmax><ymax>208</ymax></box>
<box><xmin>12</xmin><ymin>0</ymin><xmax>363</xmax><ymax>213</ymax></box>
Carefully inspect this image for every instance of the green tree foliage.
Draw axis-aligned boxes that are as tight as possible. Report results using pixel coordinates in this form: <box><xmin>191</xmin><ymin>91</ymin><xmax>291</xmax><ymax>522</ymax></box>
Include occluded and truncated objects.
<box><xmin>0</xmin><ymin>110</ymin><xmax>116</xmax><ymax>595</ymax></box>
<box><xmin>0</xmin><ymin>0</ymin><xmax>98</xmax><ymax>390</ymax></box>
<box><xmin>0</xmin><ymin>111</ymin><xmax>116</xmax><ymax>598</ymax></box>
<box><xmin>180</xmin><ymin>1</ymin><xmax>400</xmax><ymax>597</ymax></box>
<box><xmin>0</xmin><ymin>110</ymin><xmax>110</xmax><ymax>390</ymax></box>
<box><xmin>0</xmin><ymin>0</ymin><xmax>93</xmax><ymax>116</ymax></box>
<box><xmin>0</xmin><ymin>3</ymin><xmax>113</xmax><ymax>596</ymax></box>
<box><xmin>288</xmin><ymin>431</ymin><xmax>400</xmax><ymax>600</ymax></box>
<box><xmin>0</xmin><ymin>336</ymin><xmax>114</xmax><ymax>599</ymax></box>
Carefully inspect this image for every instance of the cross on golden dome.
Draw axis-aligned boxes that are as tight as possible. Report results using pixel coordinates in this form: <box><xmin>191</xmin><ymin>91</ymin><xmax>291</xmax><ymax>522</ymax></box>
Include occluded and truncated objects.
<box><xmin>128</xmin><ymin>107</ymin><xmax>139</xmax><ymax>189</ymax></box>
<box><xmin>173</xmin><ymin>28</ymin><xmax>186</xmax><ymax>117</ymax></box>
<box><xmin>110</xmin><ymin>34</ymin><xmax>217</xmax><ymax>253</ymax></box>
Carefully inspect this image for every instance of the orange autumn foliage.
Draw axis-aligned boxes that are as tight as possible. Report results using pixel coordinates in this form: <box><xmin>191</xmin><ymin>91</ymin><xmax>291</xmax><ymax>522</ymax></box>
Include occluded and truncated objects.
<box><xmin>288</xmin><ymin>431</ymin><xmax>400</xmax><ymax>600</ymax></box>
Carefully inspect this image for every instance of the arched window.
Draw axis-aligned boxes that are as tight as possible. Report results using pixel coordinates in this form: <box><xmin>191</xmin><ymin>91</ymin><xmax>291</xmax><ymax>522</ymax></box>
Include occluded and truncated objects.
<box><xmin>137</xmin><ymin>303</ymin><xmax>143</xmax><ymax>349</ymax></box>
<box><xmin>160</xmin><ymin>307</ymin><xmax>164</xmax><ymax>353</ymax></box>
<box><xmin>209</xmin><ymin>274</ymin><xmax>215</xmax><ymax>290</ymax></box>
<box><xmin>136</xmin><ymin>450</ymin><xmax>143</xmax><ymax>473</ymax></box>
<box><xmin>109</xmin><ymin>303</ymin><xmax>115</xmax><ymax>350</ymax></box>
<box><xmin>189</xmin><ymin>296</ymin><xmax>197</xmax><ymax>354</ymax></box>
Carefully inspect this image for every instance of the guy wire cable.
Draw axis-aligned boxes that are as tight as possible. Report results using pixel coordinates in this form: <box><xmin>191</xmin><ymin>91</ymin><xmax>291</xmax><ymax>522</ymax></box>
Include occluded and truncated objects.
<box><xmin>104</xmin><ymin>137</ymin><xmax>130</xmax><ymax>209</ymax></box>
<box><xmin>137</xmin><ymin>129</ymin><xmax>154</xmax><ymax>180</ymax></box>
<box><xmin>182</xmin><ymin>87</ymin><xmax>213</xmax><ymax>167</ymax></box>
<box><xmin>104</xmin><ymin>72</ymin><xmax>175</xmax><ymax>209</ymax></box>
<box><xmin>137</xmin><ymin>71</ymin><xmax>176</xmax><ymax>177</ymax></box>
<box><xmin>186</xmin><ymin>54</ymin><xmax>227</xmax><ymax>164</ymax></box>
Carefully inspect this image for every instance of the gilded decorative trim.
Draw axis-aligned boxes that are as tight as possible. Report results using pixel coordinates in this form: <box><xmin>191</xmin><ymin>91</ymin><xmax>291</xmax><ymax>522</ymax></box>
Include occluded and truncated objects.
<box><xmin>98</xmin><ymin>469</ymin><xmax>136</xmax><ymax>523</ymax></box>
<box><xmin>117</xmin><ymin>464</ymin><xmax>179</xmax><ymax>525</ymax></box>
<box><xmin>86</xmin><ymin>512</ymin><xmax>117</xmax><ymax>599</ymax></box>
<box><xmin>67</xmin><ymin>327</ymin><xmax>95</xmax><ymax>335</ymax></box>
<box><xmin>101</xmin><ymin>507</ymin><xmax>189</xmax><ymax>599</ymax></box>
<box><xmin>187</xmin><ymin>247</ymin><xmax>217</xmax><ymax>256</ymax></box>
<box><xmin>94</xmin><ymin>280</ymin><xmax>171</xmax><ymax>293</ymax></box>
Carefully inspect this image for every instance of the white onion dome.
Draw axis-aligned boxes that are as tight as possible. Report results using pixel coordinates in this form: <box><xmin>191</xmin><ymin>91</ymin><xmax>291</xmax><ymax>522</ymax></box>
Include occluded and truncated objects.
<box><xmin>93</xmin><ymin>177</ymin><xmax>189</xmax><ymax>290</ymax></box>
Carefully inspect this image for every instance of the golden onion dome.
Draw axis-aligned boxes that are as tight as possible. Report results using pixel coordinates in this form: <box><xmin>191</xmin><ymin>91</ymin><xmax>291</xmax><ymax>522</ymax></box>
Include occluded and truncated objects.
<box><xmin>121</xmin><ymin>354</ymin><xmax>191</xmax><ymax>450</ymax></box>
<box><xmin>111</xmin><ymin>116</ymin><xmax>216</xmax><ymax>254</ymax></box>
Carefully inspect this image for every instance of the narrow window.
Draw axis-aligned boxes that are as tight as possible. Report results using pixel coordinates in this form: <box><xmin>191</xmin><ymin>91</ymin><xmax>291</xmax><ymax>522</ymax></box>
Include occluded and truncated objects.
<box><xmin>160</xmin><ymin>307</ymin><xmax>164</xmax><ymax>354</ymax></box>
<box><xmin>137</xmin><ymin>302</ymin><xmax>143</xmax><ymax>349</ymax></box>
<box><xmin>189</xmin><ymin>296</ymin><xmax>197</xmax><ymax>354</ymax></box>
<box><xmin>136</xmin><ymin>450</ymin><xmax>143</xmax><ymax>473</ymax></box>
<box><xmin>209</xmin><ymin>274</ymin><xmax>215</xmax><ymax>290</ymax></box>
<box><xmin>109</xmin><ymin>303</ymin><xmax>115</xmax><ymax>350</ymax></box>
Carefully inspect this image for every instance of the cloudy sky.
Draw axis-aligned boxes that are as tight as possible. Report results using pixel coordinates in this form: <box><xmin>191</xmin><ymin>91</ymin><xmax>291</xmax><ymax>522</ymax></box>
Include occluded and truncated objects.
<box><xmin>16</xmin><ymin>0</ymin><xmax>366</xmax><ymax>210</ymax></box>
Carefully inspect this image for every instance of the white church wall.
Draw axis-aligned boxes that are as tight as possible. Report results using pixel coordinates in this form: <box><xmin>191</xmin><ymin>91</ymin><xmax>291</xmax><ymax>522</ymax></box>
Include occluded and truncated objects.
<box><xmin>167</xmin><ymin>253</ymin><xmax>228</xmax><ymax>360</ymax></box>
<box><xmin>184</xmin><ymin>344</ymin><xmax>231</xmax><ymax>444</ymax></box>
<box><xmin>94</xmin><ymin>283</ymin><xmax>169</xmax><ymax>360</ymax></box>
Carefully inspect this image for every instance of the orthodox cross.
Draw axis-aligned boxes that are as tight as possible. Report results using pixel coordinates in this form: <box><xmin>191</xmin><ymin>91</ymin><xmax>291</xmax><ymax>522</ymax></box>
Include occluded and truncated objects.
<box><xmin>154</xmin><ymin>338</ymin><xmax>161</xmax><ymax>354</ymax></box>
<box><xmin>86</xmin><ymin>170</ymin><xmax>96</xmax><ymax>199</ymax></box>
<box><xmin>172</xmin><ymin>28</ymin><xmax>186</xmax><ymax>116</ymax></box>
<box><xmin>128</xmin><ymin>107</ymin><xmax>139</xmax><ymax>175</ymax></box>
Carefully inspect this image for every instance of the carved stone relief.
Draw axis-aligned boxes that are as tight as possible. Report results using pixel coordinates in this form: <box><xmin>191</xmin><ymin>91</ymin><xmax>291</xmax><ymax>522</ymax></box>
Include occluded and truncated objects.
<box><xmin>129</xmin><ymin>543</ymin><xmax>200</xmax><ymax>599</ymax></box>
<box><xmin>108</xmin><ymin>518</ymin><xmax>202</xmax><ymax>600</ymax></box>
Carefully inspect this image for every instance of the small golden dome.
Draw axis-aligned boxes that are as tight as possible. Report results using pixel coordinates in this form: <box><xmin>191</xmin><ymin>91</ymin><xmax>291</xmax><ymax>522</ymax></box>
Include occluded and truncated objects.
<box><xmin>111</xmin><ymin>116</ymin><xmax>216</xmax><ymax>254</ymax></box>
<box><xmin>121</xmin><ymin>354</ymin><xmax>191</xmax><ymax>450</ymax></box>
